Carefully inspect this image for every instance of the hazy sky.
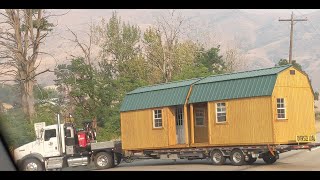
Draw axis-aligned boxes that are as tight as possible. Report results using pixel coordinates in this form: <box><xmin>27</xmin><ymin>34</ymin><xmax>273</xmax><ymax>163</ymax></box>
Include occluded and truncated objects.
<box><xmin>242</xmin><ymin>9</ymin><xmax>319</xmax><ymax>14</ymax></box>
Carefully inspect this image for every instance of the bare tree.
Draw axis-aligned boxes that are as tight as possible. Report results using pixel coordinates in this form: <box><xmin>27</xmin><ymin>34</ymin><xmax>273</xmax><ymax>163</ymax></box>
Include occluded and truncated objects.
<box><xmin>65</xmin><ymin>23</ymin><xmax>95</xmax><ymax>66</ymax></box>
<box><xmin>57</xmin><ymin>23</ymin><xmax>97</xmax><ymax>119</ymax></box>
<box><xmin>223</xmin><ymin>43</ymin><xmax>248</xmax><ymax>73</ymax></box>
<box><xmin>0</xmin><ymin>9</ymin><xmax>54</xmax><ymax>123</ymax></box>
<box><xmin>144</xmin><ymin>10</ymin><xmax>188</xmax><ymax>83</ymax></box>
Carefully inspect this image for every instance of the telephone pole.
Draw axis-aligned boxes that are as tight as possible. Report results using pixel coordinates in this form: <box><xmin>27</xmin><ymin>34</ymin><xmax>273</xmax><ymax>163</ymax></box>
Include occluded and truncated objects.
<box><xmin>279</xmin><ymin>12</ymin><xmax>307</xmax><ymax>64</ymax></box>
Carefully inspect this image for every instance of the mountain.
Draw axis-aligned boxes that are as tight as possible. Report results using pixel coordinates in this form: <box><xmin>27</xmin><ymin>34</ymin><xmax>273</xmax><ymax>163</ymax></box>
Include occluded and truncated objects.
<box><xmin>34</xmin><ymin>9</ymin><xmax>320</xmax><ymax>91</ymax></box>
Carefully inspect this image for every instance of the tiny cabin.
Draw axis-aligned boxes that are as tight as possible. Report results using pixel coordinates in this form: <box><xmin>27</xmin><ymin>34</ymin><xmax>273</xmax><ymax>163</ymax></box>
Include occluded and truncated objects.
<box><xmin>120</xmin><ymin>65</ymin><xmax>316</xmax><ymax>151</ymax></box>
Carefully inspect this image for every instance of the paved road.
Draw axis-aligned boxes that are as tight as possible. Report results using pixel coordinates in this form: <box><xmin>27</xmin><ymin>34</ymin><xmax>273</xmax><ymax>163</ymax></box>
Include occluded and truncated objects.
<box><xmin>65</xmin><ymin>133</ymin><xmax>320</xmax><ymax>171</ymax></box>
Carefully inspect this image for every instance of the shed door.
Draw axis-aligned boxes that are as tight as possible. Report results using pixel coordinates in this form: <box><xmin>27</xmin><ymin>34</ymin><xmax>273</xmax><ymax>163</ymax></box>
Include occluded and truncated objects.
<box><xmin>176</xmin><ymin>106</ymin><xmax>185</xmax><ymax>144</ymax></box>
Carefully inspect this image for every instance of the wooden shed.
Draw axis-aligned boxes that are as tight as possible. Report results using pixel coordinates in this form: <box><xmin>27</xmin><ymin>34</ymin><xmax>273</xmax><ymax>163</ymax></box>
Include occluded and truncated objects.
<box><xmin>120</xmin><ymin>65</ymin><xmax>316</xmax><ymax>151</ymax></box>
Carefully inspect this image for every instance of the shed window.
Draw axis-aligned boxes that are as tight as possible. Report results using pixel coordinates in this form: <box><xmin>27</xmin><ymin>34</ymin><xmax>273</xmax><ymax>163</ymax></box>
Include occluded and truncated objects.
<box><xmin>216</xmin><ymin>102</ymin><xmax>226</xmax><ymax>123</ymax></box>
<box><xmin>195</xmin><ymin>107</ymin><xmax>205</xmax><ymax>126</ymax></box>
<box><xmin>277</xmin><ymin>98</ymin><xmax>286</xmax><ymax>119</ymax></box>
<box><xmin>290</xmin><ymin>70</ymin><xmax>295</xmax><ymax>75</ymax></box>
<box><xmin>153</xmin><ymin>109</ymin><xmax>162</xmax><ymax>128</ymax></box>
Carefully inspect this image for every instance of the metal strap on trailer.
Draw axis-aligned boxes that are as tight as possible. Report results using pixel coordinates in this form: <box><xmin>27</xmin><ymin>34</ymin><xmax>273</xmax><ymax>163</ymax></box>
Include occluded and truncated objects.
<box><xmin>276</xmin><ymin>143</ymin><xmax>320</xmax><ymax>152</ymax></box>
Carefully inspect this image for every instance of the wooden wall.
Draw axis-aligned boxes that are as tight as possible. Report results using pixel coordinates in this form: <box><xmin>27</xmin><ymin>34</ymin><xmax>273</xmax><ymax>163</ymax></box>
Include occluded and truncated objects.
<box><xmin>272</xmin><ymin>67</ymin><xmax>316</xmax><ymax>144</ymax></box>
<box><xmin>207</xmin><ymin>96</ymin><xmax>274</xmax><ymax>146</ymax></box>
<box><xmin>120</xmin><ymin>107</ymin><xmax>176</xmax><ymax>150</ymax></box>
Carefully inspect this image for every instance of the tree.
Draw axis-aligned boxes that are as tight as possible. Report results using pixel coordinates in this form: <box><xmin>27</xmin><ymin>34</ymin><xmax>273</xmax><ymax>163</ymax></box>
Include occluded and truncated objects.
<box><xmin>94</xmin><ymin>11</ymin><xmax>151</xmax><ymax>95</ymax></box>
<box><xmin>143</xmin><ymin>10</ymin><xmax>187</xmax><ymax>83</ymax></box>
<box><xmin>55</xmin><ymin>12</ymin><xmax>149</xmax><ymax>140</ymax></box>
<box><xmin>315</xmin><ymin>91</ymin><xmax>319</xmax><ymax>101</ymax></box>
<box><xmin>0</xmin><ymin>9</ymin><xmax>54</xmax><ymax>123</ymax></box>
<box><xmin>277</xmin><ymin>59</ymin><xmax>303</xmax><ymax>71</ymax></box>
<box><xmin>224</xmin><ymin>46</ymin><xmax>247</xmax><ymax>73</ymax></box>
<box><xmin>196</xmin><ymin>46</ymin><xmax>227</xmax><ymax>74</ymax></box>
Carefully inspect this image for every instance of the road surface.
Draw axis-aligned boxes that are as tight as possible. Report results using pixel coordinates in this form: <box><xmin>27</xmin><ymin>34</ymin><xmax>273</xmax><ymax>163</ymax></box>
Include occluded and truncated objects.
<box><xmin>64</xmin><ymin>133</ymin><xmax>320</xmax><ymax>171</ymax></box>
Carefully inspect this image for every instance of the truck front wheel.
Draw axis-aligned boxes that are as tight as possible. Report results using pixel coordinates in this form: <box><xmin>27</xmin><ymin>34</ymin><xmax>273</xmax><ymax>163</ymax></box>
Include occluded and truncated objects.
<box><xmin>94</xmin><ymin>152</ymin><xmax>114</xmax><ymax>169</ymax></box>
<box><xmin>22</xmin><ymin>158</ymin><xmax>44</xmax><ymax>171</ymax></box>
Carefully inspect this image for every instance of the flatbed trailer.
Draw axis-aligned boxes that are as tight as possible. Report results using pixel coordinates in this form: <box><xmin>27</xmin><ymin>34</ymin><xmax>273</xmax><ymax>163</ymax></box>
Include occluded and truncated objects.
<box><xmin>115</xmin><ymin>142</ymin><xmax>320</xmax><ymax>167</ymax></box>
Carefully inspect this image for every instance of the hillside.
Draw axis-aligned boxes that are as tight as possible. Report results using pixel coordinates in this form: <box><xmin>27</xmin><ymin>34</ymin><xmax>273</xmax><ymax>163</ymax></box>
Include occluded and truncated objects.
<box><xmin>33</xmin><ymin>9</ymin><xmax>320</xmax><ymax>90</ymax></box>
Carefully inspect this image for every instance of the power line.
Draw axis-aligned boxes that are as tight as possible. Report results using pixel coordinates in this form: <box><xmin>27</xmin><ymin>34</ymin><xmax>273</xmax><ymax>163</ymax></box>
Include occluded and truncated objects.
<box><xmin>279</xmin><ymin>12</ymin><xmax>307</xmax><ymax>63</ymax></box>
<box><xmin>294</xmin><ymin>9</ymin><xmax>320</xmax><ymax>38</ymax></box>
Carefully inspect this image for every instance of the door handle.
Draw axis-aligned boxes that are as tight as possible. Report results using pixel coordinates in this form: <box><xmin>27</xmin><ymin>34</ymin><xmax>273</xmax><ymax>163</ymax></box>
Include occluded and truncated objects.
<box><xmin>49</xmin><ymin>142</ymin><xmax>53</xmax><ymax>145</ymax></box>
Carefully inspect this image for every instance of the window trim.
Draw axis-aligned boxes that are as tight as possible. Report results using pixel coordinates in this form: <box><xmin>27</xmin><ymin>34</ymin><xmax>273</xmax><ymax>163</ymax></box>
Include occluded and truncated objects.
<box><xmin>276</xmin><ymin>98</ymin><xmax>287</xmax><ymax>120</ymax></box>
<box><xmin>44</xmin><ymin>129</ymin><xmax>57</xmax><ymax>141</ymax></box>
<box><xmin>194</xmin><ymin>107</ymin><xmax>205</xmax><ymax>127</ymax></box>
<box><xmin>153</xmin><ymin>109</ymin><xmax>163</xmax><ymax>129</ymax></box>
<box><xmin>175</xmin><ymin>106</ymin><xmax>184</xmax><ymax>126</ymax></box>
<box><xmin>216</xmin><ymin>102</ymin><xmax>227</xmax><ymax>124</ymax></box>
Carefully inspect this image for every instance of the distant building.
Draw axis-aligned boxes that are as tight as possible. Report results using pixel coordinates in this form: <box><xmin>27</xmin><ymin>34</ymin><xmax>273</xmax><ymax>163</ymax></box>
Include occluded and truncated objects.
<box><xmin>1</xmin><ymin>103</ymin><xmax>13</xmax><ymax>113</ymax></box>
<box><xmin>44</xmin><ymin>85</ymin><xmax>58</xmax><ymax>91</ymax></box>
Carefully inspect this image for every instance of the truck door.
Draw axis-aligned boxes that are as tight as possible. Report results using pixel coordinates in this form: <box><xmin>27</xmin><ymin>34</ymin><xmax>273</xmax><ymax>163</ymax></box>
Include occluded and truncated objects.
<box><xmin>43</xmin><ymin>128</ymin><xmax>60</xmax><ymax>157</ymax></box>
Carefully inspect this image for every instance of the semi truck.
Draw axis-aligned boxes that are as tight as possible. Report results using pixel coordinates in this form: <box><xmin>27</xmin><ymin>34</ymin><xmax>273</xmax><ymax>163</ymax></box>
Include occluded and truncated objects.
<box><xmin>13</xmin><ymin>115</ymin><xmax>122</xmax><ymax>171</ymax></box>
<box><xmin>13</xmin><ymin>114</ymin><xmax>320</xmax><ymax>171</ymax></box>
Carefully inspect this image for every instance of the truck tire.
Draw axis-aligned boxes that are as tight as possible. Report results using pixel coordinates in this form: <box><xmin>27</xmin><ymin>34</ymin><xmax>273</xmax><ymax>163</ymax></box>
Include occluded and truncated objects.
<box><xmin>114</xmin><ymin>153</ymin><xmax>122</xmax><ymax>167</ymax></box>
<box><xmin>245</xmin><ymin>155</ymin><xmax>257</xmax><ymax>165</ymax></box>
<box><xmin>22</xmin><ymin>158</ymin><xmax>44</xmax><ymax>171</ymax></box>
<box><xmin>230</xmin><ymin>149</ymin><xmax>245</xmax><ymax>166</ymax></box>
<box><xmin>262</xmin><ymin>152</ymin><xmax>278</xmax><ymax>164</ymax></box>
<box><xmin>210</xmin><ymin>150</ymin><xmax>226</xmax><ymax>165</ymax></box>
<box><xmin>94</xmin><ymin>152</ymin><xmax>114</xmax><ymax>169</ymax></box>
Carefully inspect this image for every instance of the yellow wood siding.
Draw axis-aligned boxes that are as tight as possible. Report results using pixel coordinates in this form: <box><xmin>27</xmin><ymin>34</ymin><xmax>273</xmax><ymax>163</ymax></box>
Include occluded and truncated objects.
<box><xmin>207</xmin><ymin>97</ymin><xmax>274</xmax><ymax>146</ymax></box>
<box><xmin>183</xmin><ymin>105</ymin><xmax>190</xmax><ymax>145</ymax></box>
<box><xmin>168</xmin><ymin>107</ymin><xmax>176</xmax><ymax>146</ymax></box>
<box><xmin>272</xmin><ymin>67</ymin><xmax>316</xmax><ymax>144</ymax></box>
<box><xmin>190</xmin><ymin>104</ymin><xmax>195</xmax><ymax>144</ymax></box>
<box><xmin>121</xmin><ymin>107</ymin><xmax>173</xmax><ymax>150</ymax></box>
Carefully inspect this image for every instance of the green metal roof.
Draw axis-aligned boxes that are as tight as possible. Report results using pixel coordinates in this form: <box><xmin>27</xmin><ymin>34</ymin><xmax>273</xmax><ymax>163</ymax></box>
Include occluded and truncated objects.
<box><xmin>127</xmin><ymin>78</ymin><xmax>200</xmax><ymax>94</ymax></box>
<box><xmin>188</xmin><ymin>65</ymin><xmax>292</xmax><ymax>103</ymax></box>
<box><xmin>120</xmin><ymin>78</ymin><xmax>201</xmax><ymax>112</ymax></box>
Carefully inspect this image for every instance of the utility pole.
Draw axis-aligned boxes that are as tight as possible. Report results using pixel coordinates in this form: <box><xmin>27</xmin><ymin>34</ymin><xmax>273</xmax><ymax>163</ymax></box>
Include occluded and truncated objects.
<box><xmin>279</xmin><ymin>12</ymin><xmax>307</xmax><ymax>64</ymax></box>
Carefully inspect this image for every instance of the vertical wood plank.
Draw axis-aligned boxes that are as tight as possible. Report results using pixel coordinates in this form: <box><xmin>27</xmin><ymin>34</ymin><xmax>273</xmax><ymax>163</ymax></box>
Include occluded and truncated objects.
<box><xmin>207</xmin><ymin>102</ymin><xmax>212</xmax><ymax>144</ymax></box>
<box><xmin>183</xmin><ymin>105</ymin><xmax>189</xmax><ymax>145</ymax></box>
<box><xmin>190</xmin><ymin>104</ymin><xmax>194</xmax><ymax>144</ymax></box>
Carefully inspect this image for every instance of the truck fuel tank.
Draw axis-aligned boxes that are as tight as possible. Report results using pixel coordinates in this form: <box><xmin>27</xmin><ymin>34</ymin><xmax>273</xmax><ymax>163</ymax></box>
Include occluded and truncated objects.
<box><xmin>67</xmin><ymin>157</ymin><xmax>88</xmax><ymax>167</ymax></box>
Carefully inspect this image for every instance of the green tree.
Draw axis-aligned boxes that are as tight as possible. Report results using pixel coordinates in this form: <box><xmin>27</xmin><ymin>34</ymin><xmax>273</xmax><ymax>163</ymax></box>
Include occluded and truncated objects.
<box><xmin>315</xmin><ymin>91</ymin><xmax>319</xmax><ymax>101</ymax></box>
<box><xmin>277</xmin><ymin>59</ymin><xmax>303</xmax><ymax>71</ymax></box>
<box><xmin>196</xmin><ymin>46</ymin><xmax>227</xmax><ymax>74</ymax></box>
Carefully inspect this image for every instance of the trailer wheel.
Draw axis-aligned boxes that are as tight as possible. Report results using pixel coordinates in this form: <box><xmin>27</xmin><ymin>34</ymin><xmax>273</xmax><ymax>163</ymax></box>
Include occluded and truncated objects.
<box><xmin>245</xmin><ymin>155</ymin><xmax>257</xmax><ymax>165</ymax></box>
<box><xmin>22</xmin><ymin>158</ymin><xmax>44</xmax><ymax>171</ymax></box>
<box><xmin>230</xmin><ymin>149</ymin><xmax>245</xmax><ymax>166</ymax></box>
<box><xmin>262</xmin><ymin>152</ymin><xmax>278</xmax><ymax>165</ymax></box>
<box><xmin>94</xmin><ymin>152</ymin><xmax>114</xmax><ymax>169</ymax></box>
<box><xmin>210</xmin><ymin>150</ymin><xmax>226</xmax><ymax>165</ymax></box>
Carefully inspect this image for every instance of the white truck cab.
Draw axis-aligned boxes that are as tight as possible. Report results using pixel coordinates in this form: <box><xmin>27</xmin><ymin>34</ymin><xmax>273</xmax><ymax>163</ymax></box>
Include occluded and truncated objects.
<box><xmin>13</xmin><ymin>115</ymin><xmax>122</xmax><ymax>171</ymax></box>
